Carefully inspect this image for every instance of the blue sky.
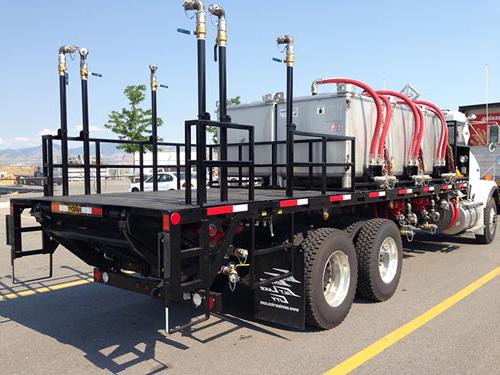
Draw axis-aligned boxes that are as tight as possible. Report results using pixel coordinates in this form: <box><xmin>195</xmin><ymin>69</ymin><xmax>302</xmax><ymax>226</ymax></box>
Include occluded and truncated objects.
<box><xmin>1</xmin><ymin>0</ymin><xmax>499</xmax><ymax>148</ymax></box>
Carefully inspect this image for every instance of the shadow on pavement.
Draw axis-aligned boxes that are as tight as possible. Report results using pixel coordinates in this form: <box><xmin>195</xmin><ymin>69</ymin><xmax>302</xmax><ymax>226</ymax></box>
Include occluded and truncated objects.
<box><xmin>0</xmin><ymin>281</ymin><xmax>288</xmax><ymax>373</ymax></box>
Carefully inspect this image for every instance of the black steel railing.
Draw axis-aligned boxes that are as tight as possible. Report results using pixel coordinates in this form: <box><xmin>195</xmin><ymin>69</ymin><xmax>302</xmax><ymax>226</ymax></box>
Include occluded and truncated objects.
<box><xmin>41</xmin><ymin>125</ymin><xmax>355</xmax><ymax>203</ymax></box>
<box><xmin>185</xmin><ymin>119</ymin><xmax>255</xmax><ymax>205</ymax></box>
<box><xmin>41</xmin><ymin>134</ymin><xmax>187</xmax><ymax>197</ymax></box>
<box><xmin>206</xmin><ymin>133</ymin><xmax>356</xmax><ymax>194</ymax></box>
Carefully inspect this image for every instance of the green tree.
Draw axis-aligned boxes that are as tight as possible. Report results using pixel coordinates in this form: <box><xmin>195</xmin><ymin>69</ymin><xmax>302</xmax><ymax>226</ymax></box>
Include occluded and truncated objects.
<box><xmin>208</xmin><ymin>96</ymin><xmax>241</xmax><ymax>143</ymax></box>
<box><xmin>104</xmin><ymin>85</ymin><xmax>164</xmax><ymax>153</ymax></box>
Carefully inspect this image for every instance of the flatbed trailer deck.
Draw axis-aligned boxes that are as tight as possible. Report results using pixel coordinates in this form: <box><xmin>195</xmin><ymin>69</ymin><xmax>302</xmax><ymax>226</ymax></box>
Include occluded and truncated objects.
<box><xmin>5</xmin><ymin>1</ymin><xmax>499</xmax><ymax>335</ymax></box>
<box><xmin>13</xmin><ymin>182</ymin><xmax>468</xmax><ymax>219</ymax></box>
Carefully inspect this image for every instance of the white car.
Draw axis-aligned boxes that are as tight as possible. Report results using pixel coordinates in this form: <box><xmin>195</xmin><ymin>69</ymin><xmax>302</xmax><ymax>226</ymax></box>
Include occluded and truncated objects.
<box><xmin>129</xmin><ymin>172</ymin><xmax>205</xmax><ymax>192</ymax></box>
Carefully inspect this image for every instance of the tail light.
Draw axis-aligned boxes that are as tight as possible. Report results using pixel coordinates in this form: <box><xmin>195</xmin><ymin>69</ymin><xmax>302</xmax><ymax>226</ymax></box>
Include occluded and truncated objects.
<box><xmin>170</xmin><ymin>212</ymin><xmax>182</xmax><ymax>225</ymax></box>
<box><xmin>93</xmin><ymin>268</ymin><xmax>102</xmax><ymax>282</ymax></box>
<box><xmin>182</xmin><ymin>182</ymin><xmax>187</xmax><ymax>188</ymax></box>
<box><xmin>208</xmin><ymin>223</ymin><xmax>218</xmax><ymax>237</ymax></box>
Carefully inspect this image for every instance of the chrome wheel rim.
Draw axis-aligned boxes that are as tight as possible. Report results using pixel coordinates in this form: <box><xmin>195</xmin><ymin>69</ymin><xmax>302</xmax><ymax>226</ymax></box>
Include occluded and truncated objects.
<box><xmin>379</xmin><ymin>237</ymin><xmax>398</xmax><ymax>284</ymax></box>
<box><xmin>488</xmin><ymin>207</ymin><xmax>497</xmax><ymax>236</ymax></box>
<box><xmin>322</xmin><ymin>251</ymin><xmax>350</xmax><ymax>307</ymax></box>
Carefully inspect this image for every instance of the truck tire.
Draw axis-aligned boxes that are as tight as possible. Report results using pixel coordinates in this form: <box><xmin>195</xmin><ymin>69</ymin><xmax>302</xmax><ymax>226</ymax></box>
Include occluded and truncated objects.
<box><xmin>475</xmin><ymin>197</ymin><xmax>497</xmax><ymax>244</ymax></box>
<box><xmin>301</xmin><ymin>228</ymin><xmax>357</xmax><ymax>329</ymax></box>
<box><xmin>353</xmin><ymin>219</ymin><xmax>403</xmax><ymax>302</ymax></box>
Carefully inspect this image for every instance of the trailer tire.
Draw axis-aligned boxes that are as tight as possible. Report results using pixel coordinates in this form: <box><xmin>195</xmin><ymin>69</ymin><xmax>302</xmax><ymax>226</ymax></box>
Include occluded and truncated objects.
<box><xmin>354</xmin><ymin>219</ymin><xmax>403</xmax><ymax>302</ymax></box>
<box><xmin>302</xmin><ymin>228</ymin><xmax>357</xmax><ymax>330</ymax></box>
<box><xmin>475</xmin><ymin>197</ymin><xmax>497</xmax><ymax>244</ymax></box>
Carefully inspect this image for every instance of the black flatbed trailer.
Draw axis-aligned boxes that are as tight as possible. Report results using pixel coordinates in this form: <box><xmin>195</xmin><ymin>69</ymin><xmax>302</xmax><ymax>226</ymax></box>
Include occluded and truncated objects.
<box><xmin>7</xmin><ymin>4</ymin><xmax>497</xmax><ymax>334</ymax></box>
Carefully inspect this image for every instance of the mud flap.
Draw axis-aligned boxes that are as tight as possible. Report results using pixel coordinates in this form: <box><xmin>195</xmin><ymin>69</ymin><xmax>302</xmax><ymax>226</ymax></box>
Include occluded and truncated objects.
<box><xmin>254</xmin><ymin>247</ymin><xmax>305</xmax><ymax>330</ymax></box>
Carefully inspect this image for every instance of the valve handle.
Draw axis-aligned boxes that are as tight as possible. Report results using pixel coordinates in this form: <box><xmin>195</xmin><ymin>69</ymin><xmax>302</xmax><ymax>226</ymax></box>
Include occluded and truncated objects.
<box><xmin>177</xmin><ymin>28</ymin><xmax>196</xmax><ymax>36</ymax></box>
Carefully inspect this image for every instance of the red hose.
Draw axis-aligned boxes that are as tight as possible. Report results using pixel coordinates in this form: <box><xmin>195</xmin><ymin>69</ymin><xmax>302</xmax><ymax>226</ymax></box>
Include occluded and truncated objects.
<box><xmin>414</xmin><ymin>105</ymin><xmax>425</xmax><ymax>159</ymax></box>
<box><xmin>447</xmin><ymin>202</ymin><xmax>459</xmax><ymax>229</ymax></box>
<box><xmin>376</xmin><ymin>90</ymin><xmax>421</xmax><ymax>162</ymax></box>
<box><xmin>311</xmin><ymin>78</ymin><xmax>383</xmax><ymax>162</ymax></box>
<box><xmin>413</xmin><ymin>100</ymin><xmax>448</xmax><ymax>163</ymax></box>
<box><xmin>377</xmin><ymin>95</ymin><xmax>392</xmax><ymax>161</ymax></box>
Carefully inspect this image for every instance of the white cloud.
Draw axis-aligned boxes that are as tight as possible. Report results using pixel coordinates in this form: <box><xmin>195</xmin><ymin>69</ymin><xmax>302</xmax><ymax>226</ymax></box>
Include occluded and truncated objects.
<box><xmin>73</xmin><ymin>124</ymin><xmax>105</xmax><ymax>133</ymax></box>
<box><xmin>14</xmin><ymin>137</ymin><xmax>35</xmax><ymax>142</ymax></box>
<box><xmin>0</xmin><ymin>136</ymin><xmax>39</xmax><ymax>148</ymax></box>
<box><xmin>38</xmin><ymin>128</ymin><xmax>58</xmax><ymax>136</ymax></box>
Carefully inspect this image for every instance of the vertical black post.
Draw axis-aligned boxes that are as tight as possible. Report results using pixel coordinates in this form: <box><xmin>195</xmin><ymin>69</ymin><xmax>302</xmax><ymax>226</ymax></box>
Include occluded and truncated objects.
<box><xmin>42</xmin><ymin>136</ymin><xmax>48</xmax><ymax>197</ymax></box>
<box><xmin>176</xmin><ymin>145</ymin><xmax>181</xmax><ymax>190</ymax></box>
<box><xmin>238</xmin><ymin>144</ymin><xmax>243</xmax><ymax>187</ymax></box>
<box><xmin>209</xmin><ymin>4</ymin><xmax>228</xmax><ymax>200</ymax></box>
<box><xmin>276</xmin><ymin>35</ymin><xmax>295</xmax><ymax>197</ymax></box>
<box><xmin>79</xmin><ymin>48</ymin><xmax>91</xmax><ymax>195</ymax></box>
<box><xmin>185</xmin><ymin>123</ymin><xmax>192</xmax><ymax>204</ymax></box>
<box><xmin>248</xmin><ymin>128</ymin><xmax>255</xmax><ymax>200</ymax></box>
<box><xmin>197</xmin><ymin>39</ymin><xmax>209</xmax><ymax>120</ymax></box>
<box><xmin>47</xmin><ymin>137</ymin><xmax>54</xmax><ymax>196</ymax></box>
<box><xmin>184</xmin><ymin>0</ymin><xmax>209</xmax><ymax>204</ymax></box>
<box><xmin>139</xmin><ymin>143</ymin><xmax>145</xmax><ymax>192</ymax></box>
<box><xmin>59</xmin><ymin>73</ymin><xmax>69</xmax><ymax>196</ymax></box>
<box><xmin>196</xmin><ymin>122</ymin><xmax>207</xmax><ymax>205</ymax></box>
<box><xmin>208</xmin><ymin>146</ymin><xmax>214</xmax><ymax>186</ymax></box>
<box><xmin>218</xmin><ymin>45</ymin><xmax>229</xmax><ymax>201</ymax></box>
<box><xmin>58</xmin><ymin>45</ymin><xmax>77</xmax><ymax>196</ymax></box>
<box><xmin>285</xmin><ymin>64</ymin><xmax>294</xmax><ymax>197</ymax></box>
<box><xmin>95</xmin><ymin>141</ymin><xmax>101</xmax><ymax>194</ymax></box>
<box><xmin>150</xmin><ymin>64</ymin><xmax>159</xmax><ymax>192</ymax></box>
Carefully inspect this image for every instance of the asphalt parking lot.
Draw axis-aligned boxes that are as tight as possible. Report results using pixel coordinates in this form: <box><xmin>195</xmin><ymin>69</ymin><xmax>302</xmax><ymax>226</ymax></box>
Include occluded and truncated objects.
<box><xmin>0</xmin><ymin>205</ymin><xmax>498</xmax><ymax>374</ymax></box>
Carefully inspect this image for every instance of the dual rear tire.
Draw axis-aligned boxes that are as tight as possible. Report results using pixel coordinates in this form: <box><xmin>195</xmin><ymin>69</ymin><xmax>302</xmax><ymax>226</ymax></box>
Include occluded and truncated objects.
<box><xmin>353</xmin><ymin>219</ymin><xmax>403</xmax><ymax>302</ymax></box>
<box><xmin>302</xmin><ymin>228</ymin><xmax>357</xmax><ymax>329</ymax></box>
<box><xmin>302</xmin><ymin>219</ymin><xmax>403</xmax><ymax>329</ymax></box>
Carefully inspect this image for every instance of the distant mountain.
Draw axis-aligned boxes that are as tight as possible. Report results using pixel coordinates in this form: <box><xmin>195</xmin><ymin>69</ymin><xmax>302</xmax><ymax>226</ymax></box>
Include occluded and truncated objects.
<box><xmin>0</xmin><ymin>142</ymin><xmax>121</xmax><ymax>165</ymax></box>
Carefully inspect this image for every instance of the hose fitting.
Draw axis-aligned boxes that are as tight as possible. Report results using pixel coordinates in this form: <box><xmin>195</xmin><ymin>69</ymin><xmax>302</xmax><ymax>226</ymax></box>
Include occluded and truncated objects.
<box><xmin>79</xmin><ymin>48</ymin><xmax>89</xmax><ymax>80</ymax></box>
<box><xmin>149</xmin><ymin>64</ymin><xmax>158</xmax><ymax>91</ymax></box>
<box><xmin>276</xmin><ymin>35</ymin><xmax>294</xmax><ymax>67</ymax></box>
<box><xmin>208</xmin><ymin>4</ymin><xmax>226</xmax><ymax>47</ymax></box>
<box><xmin>183</xmin><ymin>0</ymin><xmax>206</xmax><ymax>40</ymax></box>
<box><xmin>58</xmin><ymin>44</ymin><xmax>78</xmax><ymax>76</ymax></box>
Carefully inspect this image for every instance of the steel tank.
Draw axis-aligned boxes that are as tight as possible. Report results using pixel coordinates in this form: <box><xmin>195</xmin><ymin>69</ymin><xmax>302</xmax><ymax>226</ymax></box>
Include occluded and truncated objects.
<box><xmin>225</xmin><ymin>90</ymin><xmax>442</xmax><ymax>182</ymax></box>
<box><xmin>225</xmin><ymin>98</ymin><xmax>278</xmax><ymax>177</ymax></box>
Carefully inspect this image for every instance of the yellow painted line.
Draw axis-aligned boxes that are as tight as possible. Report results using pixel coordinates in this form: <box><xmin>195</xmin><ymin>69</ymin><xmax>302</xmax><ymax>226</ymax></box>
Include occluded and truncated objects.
<box><xmin>0</xmin><ymin>278</ymin><xmax>93</xmax><ymax>301</ymax></box>
<box><xmin>325</xmin><ymin>266</ymin><xmax>500</xmax><ymax>375</ymax></box>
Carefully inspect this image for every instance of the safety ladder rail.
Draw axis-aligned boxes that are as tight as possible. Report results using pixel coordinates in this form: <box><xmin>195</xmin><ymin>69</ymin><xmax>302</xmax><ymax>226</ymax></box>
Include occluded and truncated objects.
<box><xmin>6</xmin><ymin>202</ymin><xmax>58</xmax><ymax>284</ymax></box>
